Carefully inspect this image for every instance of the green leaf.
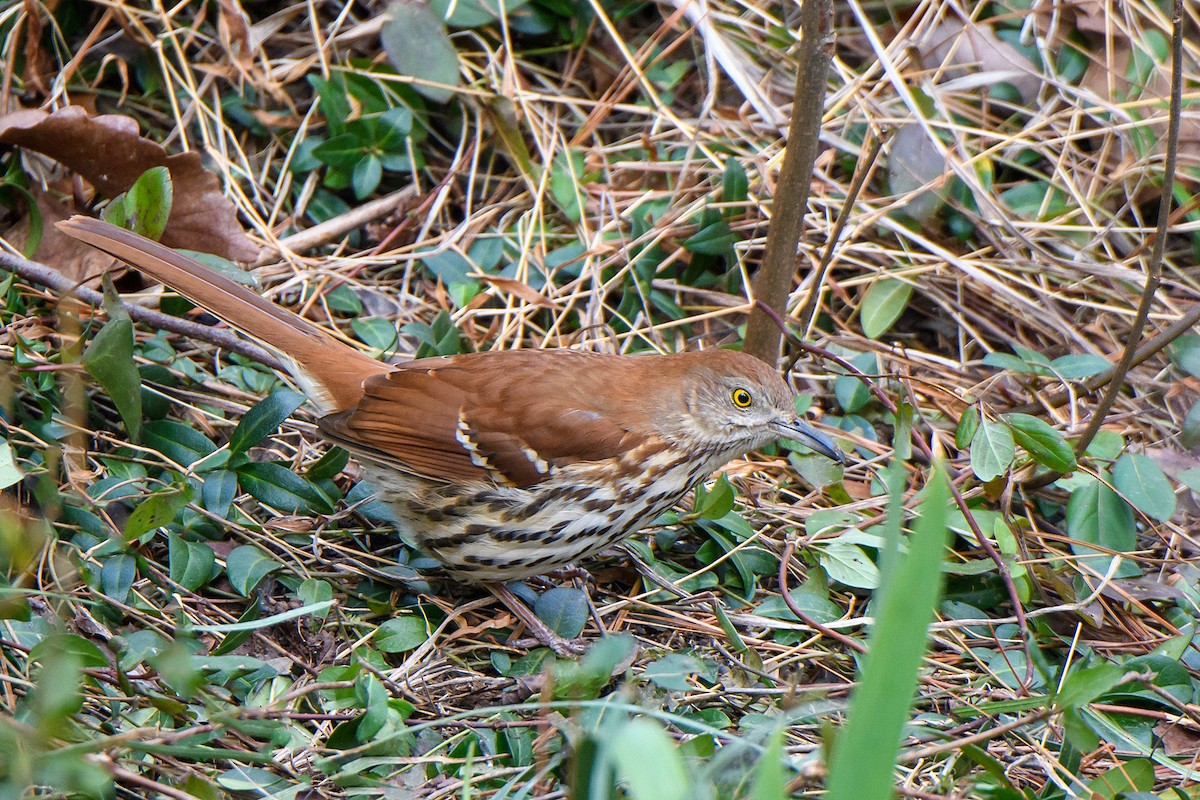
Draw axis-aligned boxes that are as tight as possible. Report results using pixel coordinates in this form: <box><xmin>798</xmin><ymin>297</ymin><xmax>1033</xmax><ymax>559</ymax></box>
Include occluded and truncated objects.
<box><xmin>534</xmin><ymin>587</ymin><xmax>588</xmax><ymax>638</ymax></box>
<box><xmin>0</xmin><ymin>441</ymin><xmax>23</xmax><ymax>490</ymax></box>
<box><xmin>124</xmin><ymin>486</ymin><xmax>192</xmax><ymax>540</ymax></box>
<box><xmin>817</xmin><ymin>541</ymin><xmax>880</xmax><ymax>589</ymax></box>
<box><xmin>193</xmin><ymin>601</ymin><xmax>335</xmax><ymax>636</ymax></box>
<box><xmin>225</xmin><ymin>546</ymin><xmax>281</xmax><ymax>596</ymax></box>
<box><xmin>983</xmin><ymin>351</ymin><xmax>1042</xmax><ymax>374</ymax></box>
<box><xmin>1112</xmin><ymin>453</ymin><xmax>1175</xmax><ymax>522</ymax></box>
<box><xmin>642</xmin><ymin>653</ymin><xmax>705</xmax><ymax>691</ymax></box>
<box><xmin>955</xmin><ymin>406</ymin><xmax>979</xmax><ymax>449</ymax></box>
<box><xmin>297</xmin><ymin>579</ymin><xmax>334</xmax><ymax>621</ymax></box>
<box><xmin>325</xmin><ymin>285</ymin><xmax>363</xmax><ymax>314</ymax></box>
<box><xmin>28</xmin><ymin>635</ymin><xmax>86</xmax><ymax>734</ymax></box>
<box><xmin>1004</xmin><ymin>413</ymin><xmax>1076</xmax><ymax>473</ymax></box>
<box><xmin>102</xmin><ymin>197</ymin><xmax>127</xmax><ymax>227</ymax></box>
<box><xmin>833</xmin><ymin>353</ymin><xmax>876</xmax><ymax>414</ymax></box>
<box><xmin>1086</xmin><ymin>429</ymin><xmax>1125</xmax><ymax>460</ymax></box>
<box><xmin>999</xmin><ymin>179</ymin><xmax>1069</xmax><ymax>221</ymax></box>
<box><xmin>374</xmin><ymin>616</ymin><xmax>431</xmax><ymax>653</ymax></box>
<box><xmin>550</xmin><ymin>148</ymin><xmax>586</xmax><ymax>222</ymax></box>
<box><xmin>307</xmin><ymin>447</ymin><xmax>350</xmax><ymax>480</ymax></box>
<box><xmin>29</xmin><ymin>632</ymin><xmax>108</xmax><ymax>668</ymax></box>
<box><xmin>694</xmin><ymin>475</ymin><xmax>735</xmax><ymax>520</ymax></box>
<box><xmin>1050</xmin><ymin>354</ymin><xmax>1111</xmax><ymax>380</ymax></box>
<box><xmin>351</xmin><ymin>316</ymin><xmax>402</xmax><ymax>354</ymax></box>
<box><xmin>860</xmin><ymin>278</ymin><xmax>913</xmax><ymax>339</ymax></box>
<box><xmin>429</xmin><ymin>0</ymin><xmax>532</xmax><ymax>27</ymax></box>
<box><xmin>609</xmin><ymin>719</ymin><xmax>689</xmax><ymax>800</ymax></box>
<box><xmin>1053</xmin><ymin>661</ymin><xmax>1125</xmax><ymax>710</ymax></box>
<box><xmin>7</xmin><ymin>184</ymin><xmax>44</xmax><ymax>257</ymax></box>
<box><xmin>216</xmin><ymin>767</ymin><xmax>286</xmax><ymax>793</ymax></box>
<box><xmin>376</xmin><ymin>106</ymin><xmax>415</xmax><ymax>141</ymax></box>
<box><xmin>351</xmin><ymin>154</ymin><xmax>383</xmax><ymax>199</ymax></box>
<box><xmin>123</xmin><ymin>166</ymin><xmax>173</xmax><ymax>240</ymax></box>
<box><xmin>310</xmin><ymin>75</ymin><xmax>351</xmax><ymax>136</ymax></box>
<box><xmin>970</xmin><ymin>418</ymin><xmax>1014</xmax><ymax>481</ymax></box>
<box><xmin>237</xmin><ymin>461</ymin><xmax>334</xmax><ymax>514</ymax></box>
<box><xmin>698</xmin><ymin>522</ymin><xmax>759</xmax><ymax>597</ymax></box>
<box><xmin>82</xmin><ymin>305</ymin><xmax>143</xmax><ymax>441</ymax></box>
<box><xmin>683</xmin><ymin>217</ymin><xmax>737</xmax><ymax>257</ymax></box>
<box><xmin>100</xmin><ymin>553</ymin><xmax>137</xmax><ymax>603</ymax></box>
<box><xmin>1085</xmin><ymin>758</ymin><xmax>1154</xmax><ymax>799</ymax></box>
<box><xmin>312</xmin><ymin>133</ymin><xmax>365</xmax><ymax>168</ymax></box>
<box><xmin>755</xmin><ymin>588</ymin><xmax>842</xmax><ymax>625</ymax></box>
<box><xmin>143</xmin><ymin>420</ymin><xmax>224</xmax><ymax>471</ymax></box>
<box><xmin>354</xmin><ymin>674</ymin><xmax>389</xmax><ymax>741</ymax></box>
<box><xmin>207</xmin><ymin>601</ymin><xmax>261</xmax><ymax>655</ymax></box>
<box><xmin>551</xmin><ymin>633</ymin><xmax>634</xmax><ymax>699</ymax></box>
<box><xmin>419</xmin><ymin>249</ymin><xmax>480</xmax><ymax>307</ymax></box>
<box><xmin>168</xmin><ymin>533</ymin><xmax>215</xmax><ymax>591</ymax></box>
<box><xmin>229</xmin><ymin>391</ymin><xmax>305</xmax><ymax>455</ymax></box>
<box><xmin>1066</xmin><ymin>478</ymin><xmax>1135</xmax><ymax>555</ymax></box>
<box><xmin>201</xmin><ymin>469</ymin><xmax>238</xmax><ymax>518</ymax></box>
<box><xmin>722</xmin><ymin>157</ymin><xmax>748</xmax><ymax>205</ymax></box>
<box><xmin>1170</xmin><ymin>334</ymin><xmax>1200</xmax><ymax>378</ymax></box>
<box><xmin>1183</xmin><ymin>400</ymin><xmax>1200</xmax><ymax>449</ymax></box>
<box><xmin>380</xmin><ymin>0</ymin><xmax>461</xmax><ymax>103</ymax></box>
<box><xmin>750</xmin><ymin>726</ymin><xmax>785</xmax><ymax>800</ymax></box>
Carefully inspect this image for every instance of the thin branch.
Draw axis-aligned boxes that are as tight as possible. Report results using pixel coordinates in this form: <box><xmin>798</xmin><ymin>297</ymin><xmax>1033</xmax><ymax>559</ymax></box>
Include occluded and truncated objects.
<box><xmin>0</xmin><ymin>250</ymin><xmax>284</xmax><ymax>371</ymax></box>
<box><xmin>1071</xmin><ymin>0</ymin><xmax>1184</xmax><ymax>457</ymax></box>
<box><xmin>779</xmin><ymin>538</ymin><xmax>868</xmax><ymax>654</ymax></box>
<box><xmin>798</xmin><ymin>128</ymin><xmax>889</xmax><ymax>336</ymax></box>
<box><xmin>742</xmin><ymin>0</ymin><xmax>832</xmax><ymax>362</ymax></box>
<box><xmin>1007</xmin><ymin>298</ymin><xmax>1200</xmax><ymax>417</ymax></box>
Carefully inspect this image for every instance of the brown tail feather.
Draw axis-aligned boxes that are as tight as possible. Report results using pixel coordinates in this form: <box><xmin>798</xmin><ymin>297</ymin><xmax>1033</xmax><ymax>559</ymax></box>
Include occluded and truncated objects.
<box><xmin>57</xmin><ymin>216</ymin><xmax>389</xmax><ymax>413</ymax></box>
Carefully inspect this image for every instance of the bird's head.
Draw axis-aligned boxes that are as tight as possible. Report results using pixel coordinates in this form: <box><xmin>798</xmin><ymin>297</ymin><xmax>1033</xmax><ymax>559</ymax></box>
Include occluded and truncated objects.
<box><xmin>668</xmin><ymin>351</ymin><xmax>844</xmax><ymax>464</ymax></box>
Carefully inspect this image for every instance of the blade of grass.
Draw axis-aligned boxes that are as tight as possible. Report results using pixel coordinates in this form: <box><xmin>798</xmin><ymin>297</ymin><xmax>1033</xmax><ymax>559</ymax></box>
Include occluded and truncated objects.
<box><xmin>826</xmin><ymin>463</ymin><xmax>950</xmax><ymax>800</ymax></box>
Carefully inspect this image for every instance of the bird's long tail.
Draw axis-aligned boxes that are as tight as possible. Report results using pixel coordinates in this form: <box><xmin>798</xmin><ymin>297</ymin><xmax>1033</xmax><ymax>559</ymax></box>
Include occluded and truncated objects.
<box><xmin>57</xmin><ymin>216</ymin><xmax>389</xmax><ymax>412</ymax></box>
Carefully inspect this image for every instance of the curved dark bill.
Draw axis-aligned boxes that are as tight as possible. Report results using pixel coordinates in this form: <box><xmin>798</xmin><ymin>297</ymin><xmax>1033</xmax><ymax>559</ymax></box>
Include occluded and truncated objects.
<box><xmin>773</xmin><ymin>419</ymin><xmax>845</xmax><ymax>464</ymax></box>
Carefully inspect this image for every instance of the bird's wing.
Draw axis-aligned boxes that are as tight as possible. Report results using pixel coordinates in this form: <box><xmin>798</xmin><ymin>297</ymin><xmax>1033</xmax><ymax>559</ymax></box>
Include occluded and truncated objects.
<box><xmin>317</xmin><ymin>358</ymin><xmax>639</xmax><ymax>487</ymax></box>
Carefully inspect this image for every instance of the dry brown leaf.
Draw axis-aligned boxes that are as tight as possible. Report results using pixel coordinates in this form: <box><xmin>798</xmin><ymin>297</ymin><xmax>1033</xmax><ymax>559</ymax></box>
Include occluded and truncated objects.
<box><xmin>479</xmin><ymin>275</ymin><xmax>556</xmax><ymax>307</ymax></box>
<box><xmin>1099</xmin><ymin>576</ymin><xmax>1187</xmax><ymax>603</ymax></box>
<box><xmin>0</xmin><ymin>106</ymin><xmax>260</xmax><ymax>262</ymax></box>
<box><xmin>21</xmin><ymin>0</ymin><xmax>53</xmax><ymax>97</ymax></box>
<box><xmin>1070</xmin><ymin>14</ymin><xmax>1200</xmax><ymax>185</ymax></box>
<box><xmin>1154</xmin><ymin>721</ymin><xmax>1200</xmax><ymax>757</ymax></box>
<box><xmin>4</xmin><ymin>187</ymin><xmax>118</xmax><ymax>287</ymax></box>
<box><xmin>1065</xmin><ymin>0</ymin><xmax>1112</xmax><ymax>36</ymax></box>
<box><xmin>917</xmin><ymin>20</ymin><xmax>1041</xmax><ymax>106</ymax></box>
<box><xmin>1080</xmin><ymin>45</ymin><xmax>1200</xmax><ymax>149</ymax></box>
<box><xmin>887</xmin><ymin>123</ymin><xmax>950</xmax><ymax>223</ymax></box>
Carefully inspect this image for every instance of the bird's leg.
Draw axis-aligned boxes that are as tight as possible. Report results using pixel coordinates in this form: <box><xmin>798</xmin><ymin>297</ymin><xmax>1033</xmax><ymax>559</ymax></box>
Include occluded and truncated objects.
<box><xmin>543</xmin><ymin>566</ymin><xmax>591</xmax><ymax>582</ymax></box>
<box><xmin>526</xmin><ymin>565</ymin><xmax>591</xmax><ymax>590</ymax></box>
<box><xmin>487</xmin><ymin>582</ymin><xmax>586</xmax><ymax>657</ymax></box>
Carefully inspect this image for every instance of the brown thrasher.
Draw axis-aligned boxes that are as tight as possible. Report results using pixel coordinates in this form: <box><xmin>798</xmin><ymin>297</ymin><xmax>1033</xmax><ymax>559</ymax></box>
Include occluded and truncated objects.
<box><xmin>59</xmin><ymin>216</ymin><xmax>843</xmax><ymax>652</ymax></box>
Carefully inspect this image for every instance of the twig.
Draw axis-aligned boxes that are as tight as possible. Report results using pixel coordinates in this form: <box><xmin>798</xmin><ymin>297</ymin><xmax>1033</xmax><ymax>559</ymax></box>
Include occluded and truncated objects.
<box><xmin>898</xmin><ymin>710</ymin><xmax>1050</xmax><ymax>765</ymax></box>
<box><xmin>798</xmin><ymin>129</ymin><xmax>889</xmax><ymax>336</ymax></box>
<box><xmin>1070</xmin><ymin>0</ymin><xmax>1184</xmax><ymax>458</ymax></box>
<box><xmin>263</xmin><ymin>185</ymin><xmax>419</xmax><ymax>261</ymax></box>
<box><xmin>1007</xmin><ymin>300</ymin><xmax>1200</xmax><ymax>416</ymax></box>
<box><xmin>0</xmin><ymin>250</ymin><xmax>283</xmax><ymax>371</ymax></box>
<box><xmin>778</xmin><ymin>538</ymin><xmax>867</xmax><ymax>654</ymax></box>
<box><xmin>742</xmin><ymin>0</ymin><xmax>833</xmax><ymax>362</ymax></box>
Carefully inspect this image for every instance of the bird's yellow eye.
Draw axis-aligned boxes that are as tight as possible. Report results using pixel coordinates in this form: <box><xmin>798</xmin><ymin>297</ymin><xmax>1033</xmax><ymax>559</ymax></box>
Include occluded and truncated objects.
<box><xmin>731</xmin><ymin>388</ymin><xmax>753</xmax><ymax>408</ymax></box>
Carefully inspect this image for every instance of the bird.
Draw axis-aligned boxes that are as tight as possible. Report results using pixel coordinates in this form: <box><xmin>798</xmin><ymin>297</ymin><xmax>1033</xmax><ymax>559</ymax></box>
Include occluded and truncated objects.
<box><xmin>58</xmin><ymin>216</ymin><xmax>844</xmax><ymax>653</ymax></box>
